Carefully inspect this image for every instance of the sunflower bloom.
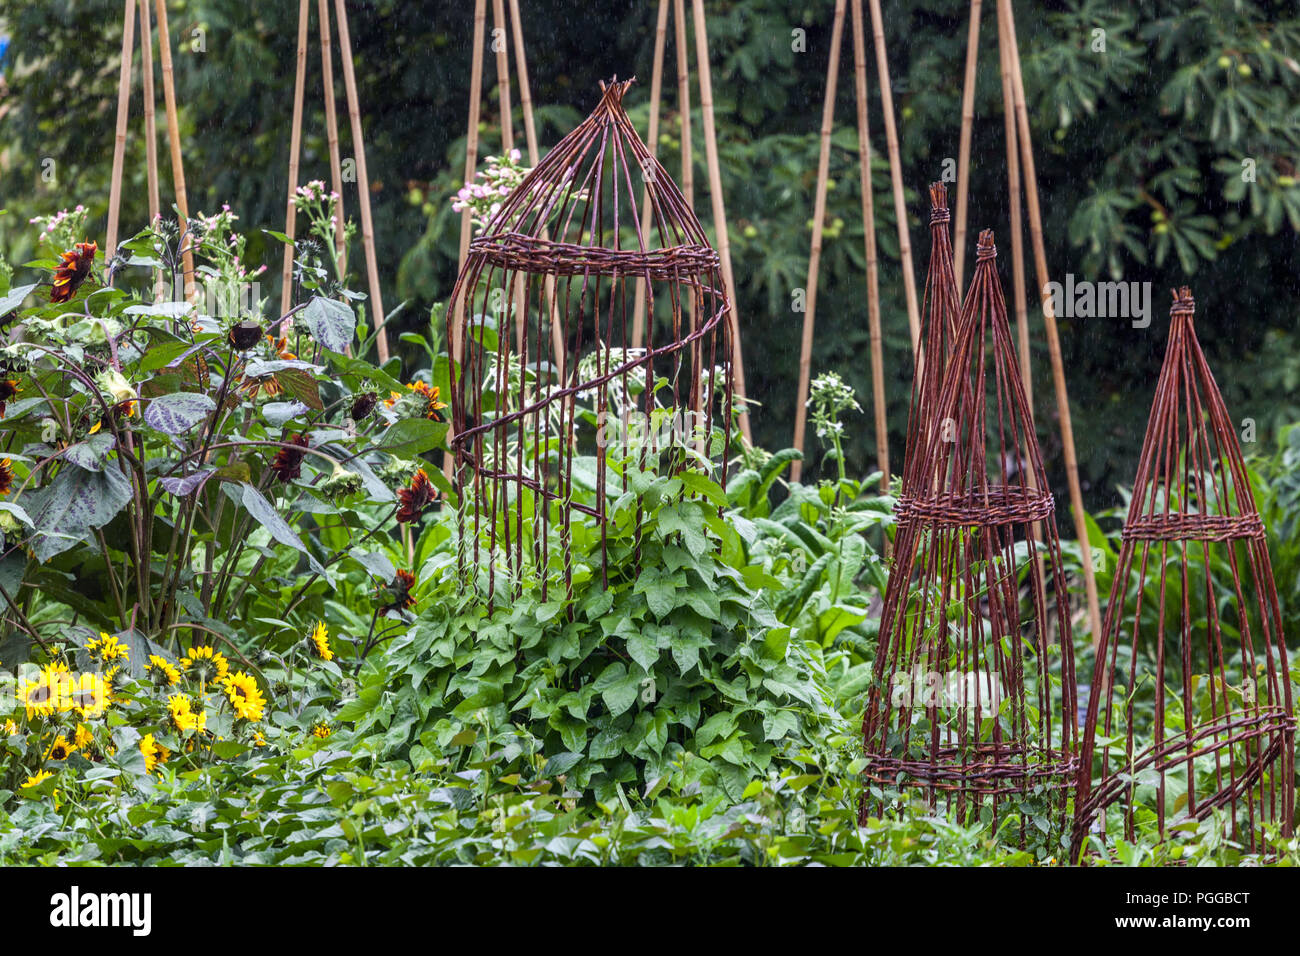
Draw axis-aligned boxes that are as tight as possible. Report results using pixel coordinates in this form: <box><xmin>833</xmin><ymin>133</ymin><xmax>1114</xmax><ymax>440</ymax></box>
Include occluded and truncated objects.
<box><xmin>50</xmin><ymin>240</ymin><xmax>97</xmax><ymax>303</ymax></box>
<box><xmin>180</xmin><ymin>645</ymin><xmax>229</xmax><ymax>684</ymax></box>
<box><xmin>2</xmin><ymin>719</ymin><xmax>17</xmax><ymax>737</ymax></box>
<box><xmin>378</xmin><ymin>569</ymin><xmax>417</xmax><ymax>616</ymax></box>
<box><xmin>0</xmin><ymin>378</ymin><xmax>21</xmax><ymax>420</ymax></box>
<box><xmin>140</xmin><ymin>733</ymin><xmax>169</xmax><ymax>774</ymax></box>
<box><xmin>168</xmin><ymin>694</ymin><xmax>207</xmax><ymax>734</ymax></box>
<box><xmin>68</xmin><ymin>672</ymin><xmax>111</xmax><ymax>719</ymax></box>
<box><xmin>222</xmin><ymin>671</ymin><xmax>266</xmax><ymax>722</ymax></box>
<box><xmin>21</xmin><ymin>770</ymin><xmax>54</xmax><ymax>789</ymax></box>
<box><xmin>144</xmin><ymin>654</ymin><xmax>181</xmax><ymax>687</ymax></box>
<box><xmin>270</xmin><ymin>434</ymin><xmax>310</xmax><ymax>483</ymax></box>
<box><xmin>395</xmin><ymin>468</ymin><xmax>437</xmax><ymax>523</ymax></box>
<box><xmin>73</xmin><ymin>723</ymin><xmax>94</xmax><ymax>751</ymax></box>
<box><xmin>408</xmin><ymin>381</ymin><xmax>447</xmax><ymax>420</ymax></box>
<box><xmin>85</xmin><ymin>632</ymin><xmax>130</xmax><ymax>665</ymax></box>
<box><xmin>0</xmin><ymin>458</ymin><xmax>13</xmax><ymax>497</ymax></box>
<box><xmin>18</xmin><ymin>672</ymin><xmax>56</xmax><ymax>719</ymax></box>
<box><xmin>45</xmin><ymin>734</ymin><xmax>74</xmax><ymax>761</ymax></box>
<box><xmin>310</xmin><ymin>722</ymin><xmax>331</xmax><ymax>739</ymax></box>
<box><xmin>308</xmin><ymin>622</ymin><xmax>333</xmax><ymax>662</ymax></box>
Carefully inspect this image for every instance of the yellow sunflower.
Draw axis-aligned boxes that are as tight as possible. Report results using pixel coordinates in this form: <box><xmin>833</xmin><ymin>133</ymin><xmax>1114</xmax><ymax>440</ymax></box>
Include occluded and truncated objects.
<box><xmin>168</xmin><ymin>694</ymin><xmax>207</xmax><ymax>734</ymax></box>
<box><xmin>140</xmin><ymin>733</ymin><xmax>169</xmax><ymax>774</ymax></box>
<box><xmin>180</xmin><ymin>645</ymin><xmax>229</xmax><ymax>684</ymax></box>
<box><xmin>45</xmin><ymin>734</ymin><xmax>74</xmax><ymax>761</ymax></box>
<box><xmin>310</xmin><ymin>722</ymin><xmax>331</xmax><ymax>739</ymax></box>
<box><xmin>85</xmin><ymin>632</ymin><xmax>130</xmax><ymax>665</ymax></box>
<box><xmin>144</xmin><ymin>654</ymin><xmax>181</xmax><ymax>687</ymax></box>
<box><xmin>251</xmin><ymin>731</ymin><xmax>267</xmax><ymax>748</ymax></box>
<box><xmin>17</xmin><ymin>673</ymin><xmax>56</xmax><ymax>719</ymax></box>
<box><xmin>67</xmin><ymin>672</ymin><xmax>110</xmax><ymax>719</ymax></box>
<box><xmin>1</xmin><ymin>718</ymin><xmax>17</xmax><ymax>736</ymax></box>
<box><xmin>21</xmin><ymin>770</ymin><xmax>54</xmax><ymax>789</ymax></box>
<box><xmin>73</xmin><ymin>723</ymin><xmax>94</xmax><ymax>751</ymax></box>
<box><xmin>308</xmin><ymin>621</ymin><xmax>333</xmax><ymax>662</ymax></box>
<box><xmin>222</xmin><ymin>671</ymin><xmax>266</xmax><ymax>722</ymax></box>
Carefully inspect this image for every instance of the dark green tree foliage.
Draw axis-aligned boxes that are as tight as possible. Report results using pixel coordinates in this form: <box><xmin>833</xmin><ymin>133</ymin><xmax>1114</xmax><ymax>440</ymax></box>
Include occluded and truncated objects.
<box><xmin>3</xmin><ymin>0</ymin><xmax>1298</xmax><ymax>507</ymax></box>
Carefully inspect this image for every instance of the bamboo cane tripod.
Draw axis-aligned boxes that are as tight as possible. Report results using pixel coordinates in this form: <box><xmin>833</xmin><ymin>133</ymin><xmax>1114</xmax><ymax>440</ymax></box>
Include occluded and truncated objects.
<box><xmin>948</xmin><ymin>0</ymin><xmax>1103</xmax><ymax>645</ymax></box>
<box><xmin>105</xmin><ymin>0</ymin><xmax>195</xmax><ymax>299</ymax></box>
<box><xmin>279</xmin><ymin>0</ymin><xmax>390</xmax><ymax>362</ymax></box>
<box><xmin>632</xmin><ymin>0</ymin><xmax>752</xmax><ymax>444</ymax></box>
<box><xmin>788</xmin><ymin>0</ymin><xmax>923</xmax><ymax>486</ymax></box>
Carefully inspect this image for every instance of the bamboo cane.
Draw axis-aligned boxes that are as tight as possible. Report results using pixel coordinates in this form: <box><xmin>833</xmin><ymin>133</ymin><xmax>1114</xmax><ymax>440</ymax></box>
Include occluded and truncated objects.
<box><xmin>691</xmin><ymin>0</ymin><xmax>751</xmax><ymax>443</ymax></box>
<box><xmin>106</xmin><ymin>0</ymin><xmax>136</xmax><ymax>267</ymax></box>
<box><xmin>996</xmin><ymin>3</ymin><xmax>1030</xmax><ymax>405</ymax></box>
<box><xmin>790</xmin><ymin>0</ymin><xmax>847</xmax><ymax>483</ymax></box>
<box><xmin>998</xmin><ymin>0</ymin><xmax>1102</xmax><ymax>646</ymax></box>
<box><xmin>849</xmin><ymin>0</ymin><xmax>890</xmax><ymax>493</ymax></box>
<box><xmin>491</xmin><ymin>0</ymin><xmax>514</xmax><ymax>154</ymax></box>
<box><xmin>630</xmin><ymin>0</ymin><xmax>670</xmax><ymax>349</ymax></box>
<box><xmin>139</xmin><ymin>0</ymin><xmax>160</xmax><ymax>225</ymax></box>
<box><xmin>507</xmin><ymin>0</ymin><xmax>563</xmax><ymax>381</ymax></box>
<box><xmin>139</xmin><ymin>0</ymin><xmax>165</xmax><ymax>301</ymax></box>
<box><xmin>458</xmin><ymin>0</ymin><xmax>488</xmax><ymax>274</ymax></box>
<box><xmin>952</xmin><ymin>0</ymin><xmax>981</xmax><ymax>288</ymax></box>
<box><xmin>674</xmin><ymin>0</ymin><xmax>694</xmax><ymax>208</ymax></box>
<box><xmin>865</xmin><ymin>0</ymin><xmax>920</xmax><ymax>356</ymax></box>
<box><xmin>508</xmin><ymin>0</ymin><xmax>539</xmax><ymax>163</ymax></box>
<box><xmin>319</xmin><ymin>0</ymin><xmax>348</xmax><ymax>279</ymax></box>
<box><xmin>280</xmin><ymin>0</ymin><xmax>311</xmax><ymax>317</ymax></box>
<box><xmin>153</xmin><ymin>0</ymin><xmax>196</xmax><ymax>301</ymax></box>
<box><xmin>448</xmin><ymin>0</ymin><xmax>489</xmax><ymax>483</ymax></box>
<box><xmin>333</xmin><ymin>0</ymin><xmax>389</xmax><ymax>362</ymax></box>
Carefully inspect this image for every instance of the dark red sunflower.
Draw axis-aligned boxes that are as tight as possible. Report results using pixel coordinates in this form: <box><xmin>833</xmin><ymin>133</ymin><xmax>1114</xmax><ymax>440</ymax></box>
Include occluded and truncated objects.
<box><xmin>350</xmin><ymin>391</ymin><xmax>378</xmax><ymax>421</ymax></box>
<box><xmin>395</xmin><ymin>468</ymin><xmax>437</xmax><ymax>523</ymax></box>
<box><xmin>51</xmin><ymin>241</ymin><xmax>98</xmax><ymax>303</ymax></box>
<box><xmin>0</xmin><ymin>458</ymin><xmax>14</xmax><ymax>496</ymax></box>
<box><xmin>411</xmin><ymin>381</ymin><xmax>448</xmax><ymax>421</ymax></box>
<box><xmin>269</xmin><ymin>434</ymin><xmax>310</xmax><ymax>483</ymax></box>
<box><xmin>379</xmin><ymin>569</ymin><xmax>417</xmax><ymax>615</ymax></box>
<box><xmin>0</xmin><ymin>378</ymin><xmax>20</xmax><ymax>420</ymax></box>
<box><xmin>227</xmin><ymin>321</ymin><xmax>263</xmax><ymax>351</ymax></box>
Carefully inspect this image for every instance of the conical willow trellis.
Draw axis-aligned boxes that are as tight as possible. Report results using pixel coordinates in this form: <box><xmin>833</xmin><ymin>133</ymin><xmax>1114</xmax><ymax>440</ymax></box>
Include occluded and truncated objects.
<box><xmin>1072</xmin><ymin>288</ymin><xmax>1295</xmax><ymax>859</ymax></box>
<box><xmin>447</xmin><ymin>78</ymin><xmax>734</xmax><ymax>604</ymax></box>
<box><xmin>861</xmin><ymin>229</ymin><xmax>1077</xmax><ymax>839</ymax></box>
<box><xmin>899</xmin><ymin>183</ymin><xmax>962</xmax><ymax>499</ymax></box>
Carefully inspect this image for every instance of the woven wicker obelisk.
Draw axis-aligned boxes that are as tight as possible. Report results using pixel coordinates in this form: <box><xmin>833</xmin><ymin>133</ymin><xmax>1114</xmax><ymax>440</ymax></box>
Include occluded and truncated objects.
<box><xmin>447</xmin><ymin>79</ymin><xmax>734</xmax><ymax>604</ymax></box>
<box><xmin>861</xmin><ymin>229</ymin><xmax>1077</xmax><ymax>843</ymax></box>
<box><xmin>1073</xmin><ymin>288</ymin><xmax>1295</xmax><ymax>859</ymax></box>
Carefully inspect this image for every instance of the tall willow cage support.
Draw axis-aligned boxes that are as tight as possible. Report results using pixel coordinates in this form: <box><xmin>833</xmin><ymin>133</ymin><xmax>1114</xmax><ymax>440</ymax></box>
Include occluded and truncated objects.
<box><xmin>861</xmin><ymin>228</ymin><xmax>1077</xmax><ymax>844</ymax></box>
<box><xmin>1072</xmin><ymin>288</ymin><xmax>1295</xmax><ymax>859</ymax></box>
<box><xmin>447</xmin><ymin>79</ymin><xmax>734</xmax><ymax>605</ymax></box>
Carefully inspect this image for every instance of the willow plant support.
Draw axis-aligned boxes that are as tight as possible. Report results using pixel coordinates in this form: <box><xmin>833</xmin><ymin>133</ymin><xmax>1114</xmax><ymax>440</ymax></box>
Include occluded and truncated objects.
<box><xmin>278</xmin><ymin>0</ymin><xmax>389</xmax><ymax>361</ymax></box>
<box><xmin>447</xmin><ymin>79</ymin><xmax>734</xmax><ymax>607</ymax></box>
<box><xmin>105</xmin><ymin>0</ymin><xmax>196</xmax><ymax>298</ymax></box>
<box><xmin>940</xmin><ymin>0</ymin><xmax>1102</xmax><ymax>645</ymax></box>
<box><xmin>861</xmin><ymin>229</ymin><xmax>1077</xmax><ymax>845</ymax></box>
<box><xmin>1072</xmin><ymin>289</ymin><xmax>1295</xmax><ymax>861</ymax></box>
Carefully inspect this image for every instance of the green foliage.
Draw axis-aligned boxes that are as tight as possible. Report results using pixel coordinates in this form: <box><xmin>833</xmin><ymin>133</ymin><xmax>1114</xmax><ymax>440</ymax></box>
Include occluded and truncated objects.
<box><xmin>367</xmin><ymin>466</ymin><xmax>841</xmax><ymax>806</ymax></box>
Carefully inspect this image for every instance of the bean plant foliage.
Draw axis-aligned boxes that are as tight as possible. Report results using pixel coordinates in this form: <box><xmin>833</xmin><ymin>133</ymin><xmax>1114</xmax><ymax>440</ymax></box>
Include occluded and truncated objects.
<box><xmin>376</xmin><ymin>465</ymin><xmax>839</xmax><ymax>805</ymax></box>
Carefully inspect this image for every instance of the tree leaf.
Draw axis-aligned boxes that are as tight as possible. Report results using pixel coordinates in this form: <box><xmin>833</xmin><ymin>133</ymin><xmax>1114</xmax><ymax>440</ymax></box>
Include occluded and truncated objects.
<box><xmin>62</xmin><ymin>433</ymin><xmax>116</xmax><ymax>472</ymax></box>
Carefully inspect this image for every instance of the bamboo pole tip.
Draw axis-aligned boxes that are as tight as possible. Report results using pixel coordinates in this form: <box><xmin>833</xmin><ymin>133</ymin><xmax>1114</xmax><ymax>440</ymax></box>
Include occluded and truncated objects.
<box><xmin>975</xmin><ymin>228</ymin><xmax>997</xmax><ymax>260</ymax></box>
